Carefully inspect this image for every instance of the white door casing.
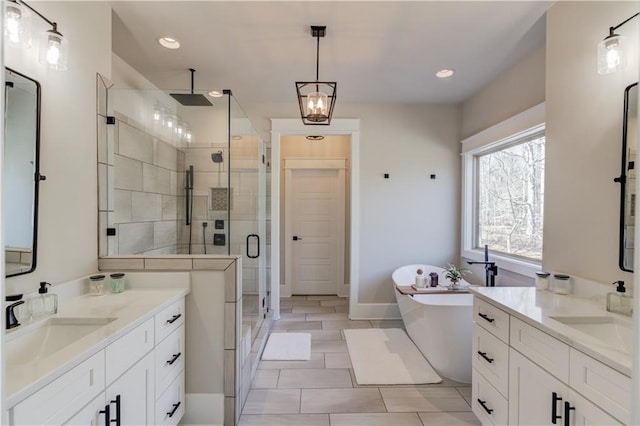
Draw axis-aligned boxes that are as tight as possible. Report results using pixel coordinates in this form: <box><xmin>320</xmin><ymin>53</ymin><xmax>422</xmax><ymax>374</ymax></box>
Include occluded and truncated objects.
<box><xmin>271</xmin><ymin>118</ymin><xmax>361</xmax><ymax>318</ymax></box>
<box><xmin>284</xmin><ymin>158</ymin><xmax>346</xmax><ymax>295</ymax></box>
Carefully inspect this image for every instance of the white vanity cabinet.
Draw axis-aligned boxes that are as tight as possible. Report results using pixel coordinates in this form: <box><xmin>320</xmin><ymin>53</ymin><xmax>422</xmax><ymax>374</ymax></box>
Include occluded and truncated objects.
<box><xmin>8</xmin><ymin>297</ymin><xmax>186</xmax><ymax>426</ymax></box>
<box><xmin>106</xmin><ymin>351</ymin><xmax>156</xmax><ymax>425</ymax></box>
<box><xmin>471</xmin><ymin>295</ymin><xmax>629</xmax><ymax>426</ymax></box>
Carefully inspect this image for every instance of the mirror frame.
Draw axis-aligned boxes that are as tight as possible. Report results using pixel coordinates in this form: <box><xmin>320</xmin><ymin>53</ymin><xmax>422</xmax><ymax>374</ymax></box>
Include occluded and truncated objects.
<box><xmin>616</xmin><ymin>81</ymin><xmax>638</xmax><ymax>272</ymax></box>
<box><xmin>4</xmin><ymin>67</ymin><xmax>42</xmax><ymax>277</ymax></box>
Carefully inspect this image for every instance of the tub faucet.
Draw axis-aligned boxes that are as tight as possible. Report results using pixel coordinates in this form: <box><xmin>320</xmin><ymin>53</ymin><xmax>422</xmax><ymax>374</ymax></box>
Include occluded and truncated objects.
<box><xmin>467</xmin><ymin>245</ymin><xmax>498</xmax><ymax>287</ymax></box>
<box><xmin>5</xmin><ymin>294</ymin><xmax>24</xmax><ymax>330</ymax></box>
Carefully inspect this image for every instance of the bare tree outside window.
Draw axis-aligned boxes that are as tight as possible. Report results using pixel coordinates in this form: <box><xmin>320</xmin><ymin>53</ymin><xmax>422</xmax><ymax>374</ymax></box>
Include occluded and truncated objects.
<box><xmin>476</xmin><ymin>134</ymin><xmax>545</xmax><ymax>260</ymax></box>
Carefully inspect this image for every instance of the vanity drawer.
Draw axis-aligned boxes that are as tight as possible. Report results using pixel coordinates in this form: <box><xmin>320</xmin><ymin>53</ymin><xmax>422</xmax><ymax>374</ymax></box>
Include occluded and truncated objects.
<box><xmin>473</xmin><ymin>297</ymin><xmax>510</xmax><ymax>343</ymax></box>
<box><xmin>155</xmin><ymin>299</ymin><xmax>185</xmax><ymax>344</ymax></box>
<box><xmin>472</xmin><ymin>324</ymin><xmax>509</xmax><ymax>397</ymax></box>
<box><xmin>156</xmin><ymin>325</ymin><xmax>185</xmax><ymax>396</ymax></box>
<box><xmin>472</xmin><ymin>367</ymin><xmax>508</xmax><ymax>426</ymax></box>
<box><xmin>12</xmin><ymin>351</ymin><xmax>105</xmax><ymax>425</ymax></box>
<box><xmin>155</xmin><ymin>373</ymin><xmax>185</xmax><ymax>426</ymax></box>
<box><xmin>510</xmin><ymin>317</ymin><xmax>569</xmax><ymax>382</ymax></box>
<box><xmin>106</xmin><ymin>318</ymin><xmax>154</xmax><ymax>385</ymax></box>
<box><xmin>569</xmin><ymin>349</ymin><xmax>630</xmax><ymax>424</ymax></box>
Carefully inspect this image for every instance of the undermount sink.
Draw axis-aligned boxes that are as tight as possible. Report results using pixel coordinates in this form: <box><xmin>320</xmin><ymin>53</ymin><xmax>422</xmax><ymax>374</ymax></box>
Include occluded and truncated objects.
<box><xmin>549</xmin><ymin>315</ymin><xmax>632</xmax><ymax>354</ymax></box>
<box><xmin>6</xmin><ymin>317</ymin><xmax>116</xmax><ymax>365</ymax></box>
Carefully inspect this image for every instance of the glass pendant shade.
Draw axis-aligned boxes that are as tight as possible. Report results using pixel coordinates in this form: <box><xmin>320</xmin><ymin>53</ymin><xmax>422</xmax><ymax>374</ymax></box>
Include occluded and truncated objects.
<box><xmin>598</xmin><ymin>34</ymin><xmax>626</xmax><ymax>74</ymax></box>
<box><xmin>296</xmin><ymin>81</ymin><xmax>337</xmax><ymax>125</ymax></box>
<box><xmin>39</xmin><ymin>28</ymin><xmax>68</xmax><ymax>70</ymax></box>
<box><xmin>4</xmin><ymin>1</ymin><xmax>31</xmax><ymax>48</ymax></box>
<box><xmin>306</xmin><ymin>91</ymin><xmax>328</xmax><ymax>122</ymax></box>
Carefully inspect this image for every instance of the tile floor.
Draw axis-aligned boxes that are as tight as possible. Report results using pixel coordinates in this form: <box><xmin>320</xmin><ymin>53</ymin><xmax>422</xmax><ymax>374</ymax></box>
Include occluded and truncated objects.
<box><xmin>238</xmin><ymin>296</ymin><xmax>480</xmax><ymax>426</ymax></box>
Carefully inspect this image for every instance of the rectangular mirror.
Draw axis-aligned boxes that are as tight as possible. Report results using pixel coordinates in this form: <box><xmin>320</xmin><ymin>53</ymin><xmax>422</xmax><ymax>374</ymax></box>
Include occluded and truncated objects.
<box><xmin>4</xmin><ymin>67</ymin><xmax>42</xmax><ymax>277</ymax></box>
<box><xmin>618</xmin><ymin>82</ymin><xmax>637</xmax><ymax>272</ymax></box>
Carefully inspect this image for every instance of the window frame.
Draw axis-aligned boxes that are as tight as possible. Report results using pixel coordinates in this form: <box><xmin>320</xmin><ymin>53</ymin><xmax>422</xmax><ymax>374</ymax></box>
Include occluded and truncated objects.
<box><xmin>461</xmin><ymin>103</ymin><xmax>545</xmax><ymax>277</ymax></box>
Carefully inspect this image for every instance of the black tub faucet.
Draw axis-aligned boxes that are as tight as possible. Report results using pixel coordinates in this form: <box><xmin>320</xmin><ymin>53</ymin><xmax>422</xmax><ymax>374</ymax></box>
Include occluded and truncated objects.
<box><xmin>6</xmin><ymin>294</ymin><xmax>25</xmax><ymax>329</ymax></box>
<box><xmin>467</xmin><ymin>245</ymin><xmax>498</xmax><ymax>287</ymax></box>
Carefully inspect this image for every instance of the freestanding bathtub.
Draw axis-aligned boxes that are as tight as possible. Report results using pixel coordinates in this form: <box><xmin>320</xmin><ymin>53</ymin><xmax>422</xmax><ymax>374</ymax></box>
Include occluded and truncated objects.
<box><xmin>392</xmin><ymin>264</ymin><xmax>473</xmax><ymax>383</ymax></box>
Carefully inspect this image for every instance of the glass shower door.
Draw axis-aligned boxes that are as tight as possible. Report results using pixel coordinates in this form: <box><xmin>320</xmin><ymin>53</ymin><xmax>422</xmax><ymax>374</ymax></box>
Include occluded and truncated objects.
<box><xmin>228</xmin><ymin>96</ymin><xmax>267</xmax><ymax>344</ymax></box>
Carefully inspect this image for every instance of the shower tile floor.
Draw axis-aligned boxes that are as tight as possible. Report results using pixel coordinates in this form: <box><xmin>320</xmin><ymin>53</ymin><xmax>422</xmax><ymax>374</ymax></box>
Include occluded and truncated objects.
<box><xmin>238</xmin><ymin>296</ymin><xmax>480</xmax><ymax>426</ymax></box>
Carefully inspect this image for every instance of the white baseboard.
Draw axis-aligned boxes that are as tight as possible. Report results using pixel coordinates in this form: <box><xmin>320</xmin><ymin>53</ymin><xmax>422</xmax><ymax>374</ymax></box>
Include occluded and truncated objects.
<box><xmin>180</xmin><ymin>393</ymin><xmax>224</xmax><ymax>426</ymax></box>
<box><xmin>349</xmin><ymin>302</ymin><xmax>401</xmax><ymax>320</ymax></box>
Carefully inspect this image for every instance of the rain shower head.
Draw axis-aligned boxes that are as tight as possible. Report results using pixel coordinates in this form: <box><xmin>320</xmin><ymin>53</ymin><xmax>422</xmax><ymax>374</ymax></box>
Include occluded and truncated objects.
<box><xmin>170</xmin><ymin>68</ymin><xmax>213</xmax><ymax>106</ymax></box>
<box><xmin>211</xmin><ymin>151</ymin><xmax>223</xmax><ymax>163</ymax></box>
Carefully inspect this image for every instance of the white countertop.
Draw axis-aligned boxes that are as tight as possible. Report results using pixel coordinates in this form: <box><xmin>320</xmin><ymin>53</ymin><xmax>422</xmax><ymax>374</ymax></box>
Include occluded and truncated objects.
<box><xmin>5</xmin><ymin>288</ymin><xmax>189</xmax><ymax>407</ymax></box>
<box><xmin>470</xmin><ymin>287</ymin><xmax>632</xmax><ymax>377</ymax></box>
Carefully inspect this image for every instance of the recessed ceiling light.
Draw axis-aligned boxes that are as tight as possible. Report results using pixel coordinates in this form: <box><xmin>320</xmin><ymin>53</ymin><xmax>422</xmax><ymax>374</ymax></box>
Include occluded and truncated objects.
<box><xmin>158</xmin><ymin>37</ymin><xmax>180</xmax><ymax>49</ymax></box>
<box><xmin>436</xmin><ymin>69</ymin><xmax>455</xmax><ymax>78</ymax></box>
<box><xmin>208</xmin><ymin>90</ymin><xmax>223</xmax><ymax>98</ymax></box>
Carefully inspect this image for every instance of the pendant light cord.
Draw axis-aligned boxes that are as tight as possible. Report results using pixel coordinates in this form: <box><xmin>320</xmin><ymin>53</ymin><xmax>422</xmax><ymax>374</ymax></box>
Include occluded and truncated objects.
<box><xmin>316</xmin><ymin>35</ymin><xmax>320</xmax><ymax>81</ymax></box>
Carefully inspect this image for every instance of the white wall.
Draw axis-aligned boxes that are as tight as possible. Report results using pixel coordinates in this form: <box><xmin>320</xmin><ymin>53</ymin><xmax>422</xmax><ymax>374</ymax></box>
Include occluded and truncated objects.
<box><xmin>461</xmin><ymin>46</ymin><xmax>546</xmax><ymax>140</ymax></box>
<box><xmin>544</xmin><ymin>1</ymin><xmax>638</xmax><ymax>285</ymax></box>
<box><xmin>5</xmin><ymin>2</ymin><xmax>112</xmax><ymax>294</ymax></box>
<box><xmin>259</xmin><ymin>102</ymin><xmax>461</xmax><ymax>305</ymax></box>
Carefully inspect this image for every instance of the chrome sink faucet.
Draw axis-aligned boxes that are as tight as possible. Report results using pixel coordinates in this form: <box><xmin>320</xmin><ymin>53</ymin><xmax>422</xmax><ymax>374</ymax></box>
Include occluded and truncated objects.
<box><xmin>5</xmin><ymin>294</ymin><xmax>25</xmax><ymax>329</ymax></box>
<box><xmin>467</xmin><ymin>245</ymin><xmax>498</xmax><ymax>287</ymax></box>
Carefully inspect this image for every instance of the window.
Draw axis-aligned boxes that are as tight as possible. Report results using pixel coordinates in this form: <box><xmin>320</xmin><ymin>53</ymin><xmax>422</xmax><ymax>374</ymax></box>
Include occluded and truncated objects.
<box><xmin>460</xmin><ymin>103</ymin><xmax>546</xmax><ymax>275</ymax></box>
<box><xmin>475</xmin><ymin>132</ymin><xmax>545</xmax><ymax>261</ymax></box>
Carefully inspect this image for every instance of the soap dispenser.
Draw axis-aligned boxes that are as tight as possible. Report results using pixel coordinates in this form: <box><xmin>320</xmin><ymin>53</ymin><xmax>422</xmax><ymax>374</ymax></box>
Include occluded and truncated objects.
<box><xmin>29</xmin><ymin>282</ymin><xmax>58</xmax><ymax>319</ymax></box>
<box><xmin>606</xmin><ymin>280</ymin><xmax>633</xmax><ymax>317</ymax></box>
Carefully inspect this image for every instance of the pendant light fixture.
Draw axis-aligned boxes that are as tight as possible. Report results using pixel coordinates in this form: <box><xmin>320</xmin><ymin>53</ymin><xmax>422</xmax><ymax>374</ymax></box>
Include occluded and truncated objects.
<box><xmin>597</xmin><ymin>12</ymin><xmax>639</xmax><ymax>75</ymax></box>
<box><xmin>296</xmin><ymin>25</ymin><xmax>337</xmax><ymax>125</ymax></box>
<box><xmin>3</xmin><ymin>0</ymin><xmax>68</xmax><ymax>70</ymax></box>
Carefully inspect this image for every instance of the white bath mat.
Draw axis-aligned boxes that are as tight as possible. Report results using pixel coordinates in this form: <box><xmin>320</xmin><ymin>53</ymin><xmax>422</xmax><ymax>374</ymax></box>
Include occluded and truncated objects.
<box><xmin>344</xmin><ymin>328</ymin><xmax>442</xmax><ymax>385</ymax></box>
<box><xmin>261</xmin><ymin>332</ymin><xmax>311</xmax><ymax>361</ymax></box>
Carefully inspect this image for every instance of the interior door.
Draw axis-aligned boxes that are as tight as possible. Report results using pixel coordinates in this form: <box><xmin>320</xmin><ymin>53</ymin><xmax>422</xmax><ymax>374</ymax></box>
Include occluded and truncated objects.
<box><xmin>287</xmin><ymin>162</ymin><xmax>345</xmax><ymax>295</ymax></box>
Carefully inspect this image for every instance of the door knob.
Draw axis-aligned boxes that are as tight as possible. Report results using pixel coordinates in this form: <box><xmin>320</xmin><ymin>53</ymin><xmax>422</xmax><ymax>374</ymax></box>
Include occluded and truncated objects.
<box><xmin>293</xmin><ymin>236</ymin><xmax>302</xmax><ymax>241</ymax></box>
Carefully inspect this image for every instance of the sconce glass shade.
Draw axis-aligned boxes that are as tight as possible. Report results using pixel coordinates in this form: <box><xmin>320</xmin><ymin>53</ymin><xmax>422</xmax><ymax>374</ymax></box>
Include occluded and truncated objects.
<box><xmin>38</xmin><ymin>28</ymin><xmax>68</xmax><ymax>70</ymax></box>
<box><xmin>152</xmin><ymin>104</ymin><xmax>164</xmax><ymax>123</ymax></box>
<box><xmin>164</xmin><ymin>113</ymin><xmax>176</xmax><ymax>130</ymax></box>
<box><xmin>176</xmin><ymin>121</ymin><xmax>186</xmax><ymax>138</ymax></box>
<box><xmin>185</xmin><ymin>127</ymin><xmax>193</xmax><ymax>143</ymax></box>
<box><xmin>598</xmin><ymin>33</ymin><xmax>626</xmax><ymax>74</ymax></box>
<box><xmin>4</xmin><ymin>1</ymin><xmax>31</xmax><ymax>48</ymax></box>
<box><xmin>296</xmin><ymin>81</ymin><xmax>337</xmax><ymax>125</ymax></box>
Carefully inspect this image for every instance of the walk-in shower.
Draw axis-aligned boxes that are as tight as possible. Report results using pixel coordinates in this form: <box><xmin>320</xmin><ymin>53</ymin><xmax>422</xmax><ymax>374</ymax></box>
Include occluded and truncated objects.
<box><xmin>97</xmin><ymin>84</ymin><xmax>269</xmax><ymax>346</ymax></box>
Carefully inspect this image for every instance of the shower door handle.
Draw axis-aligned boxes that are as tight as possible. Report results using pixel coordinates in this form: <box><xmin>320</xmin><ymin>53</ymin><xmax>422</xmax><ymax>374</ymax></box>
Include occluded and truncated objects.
<box><xmin>247</xmin><ymin>234</ymin><xmax>260</xmax><ymax>259</ymax></box>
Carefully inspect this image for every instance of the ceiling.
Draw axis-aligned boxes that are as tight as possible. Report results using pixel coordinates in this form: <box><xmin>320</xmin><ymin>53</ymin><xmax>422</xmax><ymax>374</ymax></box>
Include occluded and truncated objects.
<box><xmin>111</xmin><ymin>1</ymin><xmax>551</xmax><ymax>107</ymax></box>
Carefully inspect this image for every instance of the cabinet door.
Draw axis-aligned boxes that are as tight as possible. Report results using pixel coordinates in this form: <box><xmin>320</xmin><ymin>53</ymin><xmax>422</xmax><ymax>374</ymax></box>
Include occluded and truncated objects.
<box><xmin>569</xmin><ymin>391</ymin><xmax>623</xmax><ymax>426</ymax></box>
<box><xmin>509</xmin><ymin>349</ymin><xmax>569</xmax><ymax>426</ymax></box>
<box><xmin>64</xmin><ymin>393</ymin><xmax>106</xmax><ymax>426</ymax></box>
<box><xmin>106</xmin><ymin>351</ymin><xmax>155</xmax><ymax>426</ymax></box>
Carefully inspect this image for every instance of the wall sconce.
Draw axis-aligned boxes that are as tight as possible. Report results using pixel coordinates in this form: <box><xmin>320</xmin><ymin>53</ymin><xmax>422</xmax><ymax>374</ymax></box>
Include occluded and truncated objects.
<box><xmin>598</xmin><ymin>12</ymin><xmax>639</xmax><ymax>75</ymax></box>
<box><xmin>3</xmin><ymin>0</ymin><xmax>68</xmax><ymax>70</ymax></box>
<box><xmin>295</xmin><ymin>25</ymin><xmax>337</xmax><ymax>125</ymax></box>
